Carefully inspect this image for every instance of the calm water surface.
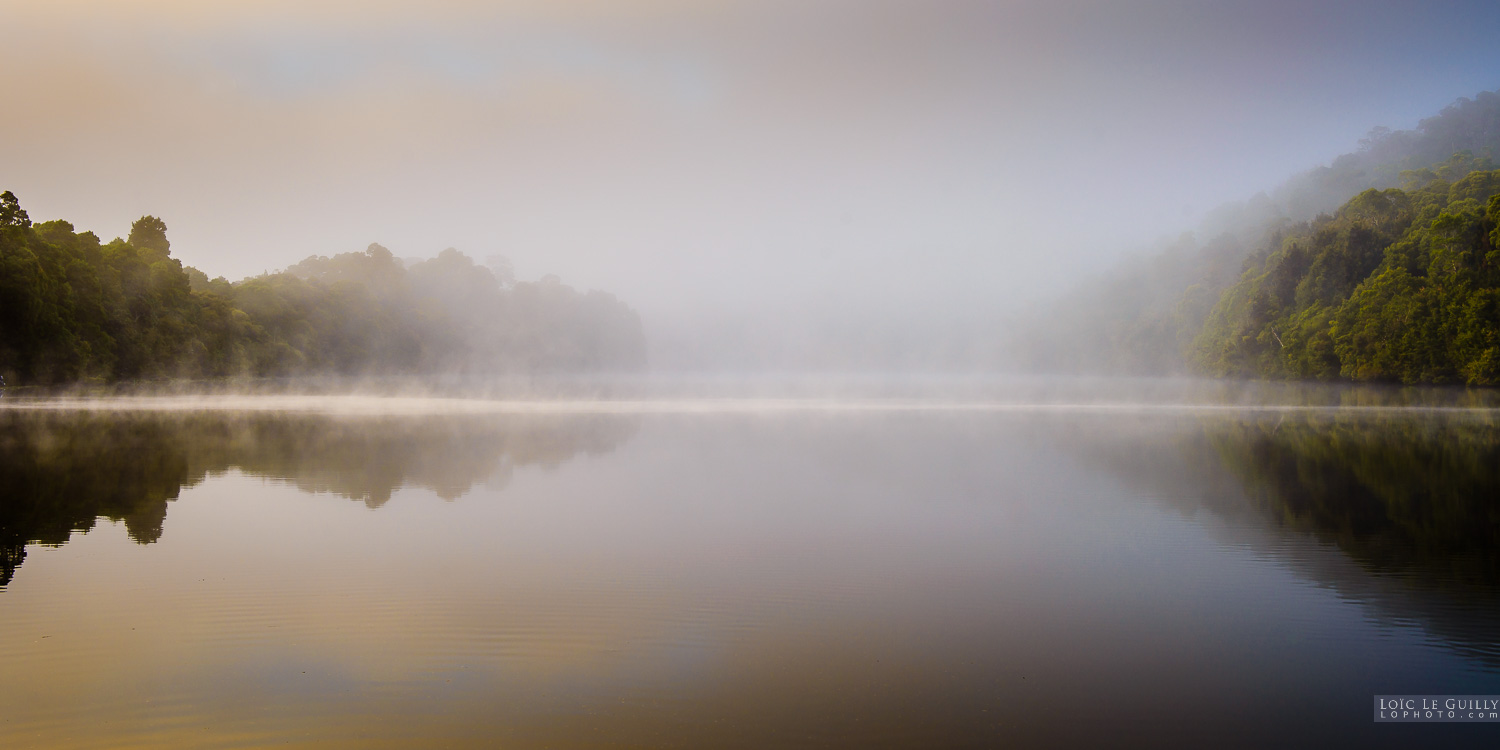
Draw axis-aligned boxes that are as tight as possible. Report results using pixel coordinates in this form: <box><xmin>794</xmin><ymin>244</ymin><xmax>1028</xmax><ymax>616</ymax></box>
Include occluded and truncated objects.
<box><xmin>2</xmin><ymin>388</ymin><xmax>1499</xmax><ymax>748</ymax></box>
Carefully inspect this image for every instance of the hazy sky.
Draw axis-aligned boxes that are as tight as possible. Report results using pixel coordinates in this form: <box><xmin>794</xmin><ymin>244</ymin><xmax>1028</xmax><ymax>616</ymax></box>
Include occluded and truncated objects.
<box><xmin>3</xmin><ymin>0</ymin><xmax>1500</xmax><ymax>354</ymax></box>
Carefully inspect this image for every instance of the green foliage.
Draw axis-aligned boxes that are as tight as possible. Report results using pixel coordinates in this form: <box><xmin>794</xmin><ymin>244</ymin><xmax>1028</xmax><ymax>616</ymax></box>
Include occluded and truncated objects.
<box><xmin>0</xmin><ymin>194</ymin><xmax>646</xmax><ymax>385</ymax></box>
<box><xmin>1191</xmin><ymin>167</ymin><xmax>1500</xmax><ymax>385</ymax></box>
<box><xmin>0</xmin><ymin>191</ymin><xmax>29</xmax><ymax>228</ymax></box>
<box><xmin>1020</xmin><ymin>89</ymin><xmax>1500</xmax><ymax>377</ymax></box>
<box><xmin>127</xmin><ymin>216</ymin><xmax>170</xmax><ymax>254</ymax></box>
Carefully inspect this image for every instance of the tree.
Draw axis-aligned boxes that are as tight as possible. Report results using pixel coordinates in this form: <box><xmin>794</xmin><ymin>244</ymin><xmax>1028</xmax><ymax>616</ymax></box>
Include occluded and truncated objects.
<box><xmin>0</xmin><ymin>191</ymin><xmax>29</xmax><ymax>228</ymax></box>
<box><xmin>128</xmin><ymin>216</ymin><xmax>170</xmax><ymax>254</ymax></box>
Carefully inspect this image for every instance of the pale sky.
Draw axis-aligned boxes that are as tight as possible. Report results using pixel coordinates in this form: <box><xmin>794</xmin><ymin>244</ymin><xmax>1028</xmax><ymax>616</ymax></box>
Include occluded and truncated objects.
<box><xmin>3</xmin><ymin>0</ymin><xmax>1499</xmax><ymax>366</ymax></box>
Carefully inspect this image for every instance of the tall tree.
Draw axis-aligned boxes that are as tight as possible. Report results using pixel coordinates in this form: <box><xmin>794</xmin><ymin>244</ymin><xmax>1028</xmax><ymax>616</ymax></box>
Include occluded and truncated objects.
<box><xmin>0</xmin><ymin>191</ymin><xmax>29</xmax><ymax>228</ymax></box>
<box><xmin>128</xmin><ymin>216</ymin><xmax>170</xmax><ymax>254</ymax></box>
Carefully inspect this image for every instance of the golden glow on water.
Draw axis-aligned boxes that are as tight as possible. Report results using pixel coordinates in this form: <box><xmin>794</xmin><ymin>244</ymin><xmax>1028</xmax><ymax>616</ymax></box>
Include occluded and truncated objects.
<box><xmin>1</xmin><ymin>468</ymin><xmax>1029</xmax><ymax>748</ymax></box>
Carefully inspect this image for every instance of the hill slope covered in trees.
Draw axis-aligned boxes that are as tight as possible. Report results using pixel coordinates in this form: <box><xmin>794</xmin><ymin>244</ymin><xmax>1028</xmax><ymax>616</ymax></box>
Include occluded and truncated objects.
<box><xmin>1013</xmin><ymin>90</ymin><xmax>1500</xmax><ymax>383</ymax></box>
<box><xmin>1194</xmin><ymin>163</ymin><xmax>1500</xmax><ymax>384</ymax></box>
<box><xmin>0</xmin><ymin>193</ymin><xmax>645</xmax><ymax>385</ymax></box>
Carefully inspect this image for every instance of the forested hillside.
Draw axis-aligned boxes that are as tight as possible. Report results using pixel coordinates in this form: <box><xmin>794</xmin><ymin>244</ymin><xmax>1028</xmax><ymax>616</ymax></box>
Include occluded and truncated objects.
<box><xmin>1012</xmin><ymin>90</ymin><xmax>1500</xmax><ymax>381</ymax></box>
<box><xmin>1194</xmin><ymin>161</ymin><xmax>1500</xmax><ymax>384</ymax></box>
<box><xmin>0</xmin><ymin>192</ymin><xmax>645</xmax><ymax>385</ymax></box>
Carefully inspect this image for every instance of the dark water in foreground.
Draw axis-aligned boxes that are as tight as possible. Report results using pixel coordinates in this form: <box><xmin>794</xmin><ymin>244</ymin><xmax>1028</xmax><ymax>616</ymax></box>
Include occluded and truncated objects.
<box><xmin>2</xmin><ymin>393</ymin><xmax>1500</xmax><ymax>748</ymax></box>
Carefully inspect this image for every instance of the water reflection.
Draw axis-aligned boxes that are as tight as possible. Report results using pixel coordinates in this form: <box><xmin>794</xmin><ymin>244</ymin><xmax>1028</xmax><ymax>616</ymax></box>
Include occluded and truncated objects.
<box><xmin>1210</xmin><ymin>414</ymin><xmax>1500</xmax><ymax>588</ymax></box>
<box><xmin>1070</xmin><ymin>410</ymin><xmax>1500</xmax><ymax>666</ymax></box>
<box><xmin>3</xmin><ymin>401</ymin><xmax>1500</xmax><ymax>747</ymax></box>
<box><xmin>0</xmin><ymin>409</ymin><xmax>637</xmax><ymax>587</ymax></box>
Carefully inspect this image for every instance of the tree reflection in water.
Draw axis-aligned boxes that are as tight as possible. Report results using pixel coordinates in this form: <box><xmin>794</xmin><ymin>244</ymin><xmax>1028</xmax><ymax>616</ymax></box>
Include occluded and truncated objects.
<box><xmin>1070</xmin><ymin>408</ymin><xmax>1500</xmax><ymax>666</ymax></box>
<box><xmin>0</xmin><ymin>409</ymin><xmax>637</xmax><ymax>586</ymax></box>
<box><xmin>1207</xmin><ymin>413</ymin><xmax>1500</xmax><ymax>588</ymax></box>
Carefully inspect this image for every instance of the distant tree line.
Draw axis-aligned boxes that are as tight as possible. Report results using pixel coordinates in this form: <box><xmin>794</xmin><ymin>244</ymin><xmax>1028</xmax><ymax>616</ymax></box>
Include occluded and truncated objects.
<box><xmin>0</xmin><ymin>192</ymin><xmax>645</xmax><ymax>384</ymax></box>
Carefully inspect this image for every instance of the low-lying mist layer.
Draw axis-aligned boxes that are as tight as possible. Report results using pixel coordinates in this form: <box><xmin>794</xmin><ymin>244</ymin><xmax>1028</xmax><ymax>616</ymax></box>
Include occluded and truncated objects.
<box><xmin>3</xmin><ymin>376</ymin><xmax>1499</xmax><ymax>414</ymax></box>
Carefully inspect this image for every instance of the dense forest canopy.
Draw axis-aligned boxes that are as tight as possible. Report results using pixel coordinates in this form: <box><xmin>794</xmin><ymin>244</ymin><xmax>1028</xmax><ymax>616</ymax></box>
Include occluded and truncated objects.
<box><xmin>0</xmin><ymin>194</ymin><xmax>645</xmax><ymax>385</ymax></box>
<box><xmin>1194</xmin><ymin>161</ymin><xmax>1500</xmax><ymax>384</ymax></box>
<box><xmin>1013</xmin><ymin>89</ymin><xmax>1500</xmax><ymax>384</ymax></box>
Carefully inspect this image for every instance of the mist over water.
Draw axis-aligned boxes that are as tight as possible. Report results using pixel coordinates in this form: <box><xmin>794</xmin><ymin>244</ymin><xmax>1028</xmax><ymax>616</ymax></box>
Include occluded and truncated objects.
<box><xmin>6</xmin><ymin>374</ymin><xmax>1500</xmax><ymax>414</ymax></box>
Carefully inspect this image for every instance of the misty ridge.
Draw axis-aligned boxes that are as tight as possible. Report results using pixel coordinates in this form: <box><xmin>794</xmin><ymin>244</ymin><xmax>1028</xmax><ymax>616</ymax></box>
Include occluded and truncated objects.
<box><xmin>1011</xmin><ymin>88</ymin><xmax>1500</xmax><ymax>384</ymax></box>
<box><xmin>0</xmin><ymin>199</ymin><xmax>645</xmax><ymax>386</ymax></box>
